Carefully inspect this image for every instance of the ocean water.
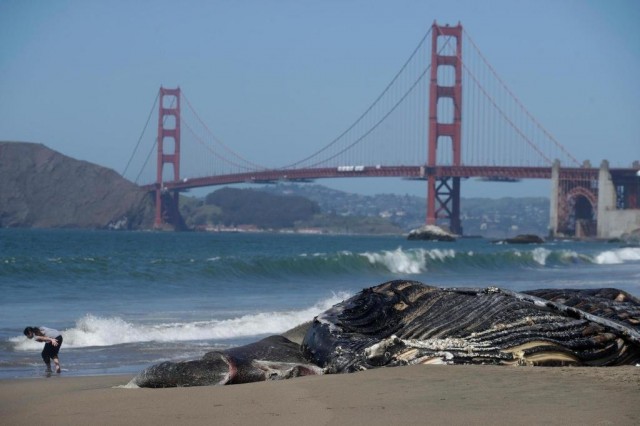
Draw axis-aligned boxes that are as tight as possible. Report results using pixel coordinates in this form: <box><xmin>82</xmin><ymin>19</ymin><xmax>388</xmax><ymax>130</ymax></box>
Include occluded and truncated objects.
<box><xmin>1</xmin><ymin>228</ymin><xmax>639</xmax><ymax>380</ymax></box>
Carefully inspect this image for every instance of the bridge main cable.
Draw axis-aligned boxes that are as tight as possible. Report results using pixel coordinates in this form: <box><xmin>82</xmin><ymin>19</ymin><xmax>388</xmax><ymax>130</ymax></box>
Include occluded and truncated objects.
<box><xmin>462</xmin><ymin>29</ymin><xmax>581</xmax><ymax>167</ymax></box>
<box><xmin>181</xmin><ymin>91</ymin><xmax>268</xmax><ymax>171</ymax></box>
<box><xmin>279</xmin><ymin>26</ymin><xmax>434</xmax><ymax>170</ymax></box>
<box><xmin>122</xmin><ymin>90</ymin><xmax>160</xmax><ymax>178</ymax></box>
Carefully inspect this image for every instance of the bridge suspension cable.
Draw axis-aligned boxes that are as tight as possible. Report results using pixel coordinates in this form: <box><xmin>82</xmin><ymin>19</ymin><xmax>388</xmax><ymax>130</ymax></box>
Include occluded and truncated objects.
<box><xmin>122</xmin><ymin>91</ymin><xmax>178</xmax><ymax>184</ymax></box>
<box><xmin>122</xmin><ymin>90</ymin><xmax>159</xmax><ymax>178</ymax></box>
<box><xmin>181</xmin><ymin>115</ymin><xmax>264</xmax><ymax>172</ymax></box>
<box><xmin>181</xmin><ymin>92</ymin><xmax>268</xmax><ymax>171</ymax></box>
<box><xmin>135</xmin><ymin>134</ymin><xmax>157</xmax><ymax>184</ymax></box>
<box><xmin>461</xmin><ymin>58</ymin><xmax>554</xmax><ymax>165</ymax></box>
<box><xmin>126</xmin><ymin>22</ymin><xmax>584</xmax><ymax>186</ymax></box>
<box><xmin>300</xmin><ymin>46</ymin><xmax>438</xmax><ymax>168</ymax></box>
<box><xmin>280</xmin><ymin>26</ymin><xmax>434</xmax><ymax>170</ymax></box>
<box><xmin>462</xmin><ymin>30</ymin><xmax>581</xmax><ymax>167</ymax></box>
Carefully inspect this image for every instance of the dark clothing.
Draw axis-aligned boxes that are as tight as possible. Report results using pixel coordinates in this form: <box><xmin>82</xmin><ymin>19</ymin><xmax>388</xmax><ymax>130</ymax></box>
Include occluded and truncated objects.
<box><xmin>41</xmin><ymin>335</ymin><xmax>63</xmax><ymax>364</ymax></box>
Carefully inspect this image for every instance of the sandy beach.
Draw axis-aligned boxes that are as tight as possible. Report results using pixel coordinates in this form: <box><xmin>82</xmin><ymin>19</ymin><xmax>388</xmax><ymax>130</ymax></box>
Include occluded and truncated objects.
<box><xmin>1</xmin><ymin>365</ymin><xmax>639</xmax><ymax>425</ymax></box>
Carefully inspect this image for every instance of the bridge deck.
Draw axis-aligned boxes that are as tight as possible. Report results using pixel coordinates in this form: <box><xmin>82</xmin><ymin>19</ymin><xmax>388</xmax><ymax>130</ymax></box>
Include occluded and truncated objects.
<box><xmin>140</xmin><ymin>165</ymin><xmax>630</xmax><ymax>192</ymax></box>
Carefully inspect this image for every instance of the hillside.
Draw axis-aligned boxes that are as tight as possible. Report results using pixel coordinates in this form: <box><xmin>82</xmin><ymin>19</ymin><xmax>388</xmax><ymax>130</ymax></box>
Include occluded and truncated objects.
<box><xmin>0</xmin><ymin>142</ymin><xmax>154</xmax><ymax>229</ymax></box>
<box><xmin>205</xmin><ymin>187</ymin><xmax>320</xmax><ymax>228</ymax></box>
<box><xmin>180</xmin><ymin>187</ymin><xmax>402</xmax><ymax>234</ymax></box>
<box><xmin>180</xmin><ymin>184</ymin><xmax>549</xmax><ymax>237</ymax></box>
<box><xmin>258</xmin><ymin>183</ymin><xmax>550</xmax><ymax>237</ymax></box>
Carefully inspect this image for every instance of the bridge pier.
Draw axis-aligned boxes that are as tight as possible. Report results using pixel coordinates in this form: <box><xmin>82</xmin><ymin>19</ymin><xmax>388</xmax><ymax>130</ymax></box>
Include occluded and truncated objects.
<box><xmin>548</xmin><ymin>160</ymin><xmax>560</xmax><ymax>237</ymax></box>
<box><xmin>550</xmin><ymin>160</ymin><xmax>640</xmax><ymax>239</ymax></box>
<box><xmin>552</xmin><ymin>163</ymin><xmax>598</xmax><ymax>238</ymax></box>
<box><xmin>427</xmin><ymin>176</ymin><xmax>462</xmax><ymax>235</ymax></box>
<box><xmin>154</xmin><ymin>188</ymin><xmax>186</xmax><ymax>231</ymax></box>
<box><xmin>596</xmin><ymin>160</ymin><xmax>640</xmax><ymax>238</ymax></box>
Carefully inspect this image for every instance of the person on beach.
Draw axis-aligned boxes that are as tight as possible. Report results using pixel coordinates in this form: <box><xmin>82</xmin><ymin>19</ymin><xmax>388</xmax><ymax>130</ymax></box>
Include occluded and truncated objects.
<box><xmin>23</xmin><ymin>326</ymin><xmax>63</xmax><ymax>373</ymax></box>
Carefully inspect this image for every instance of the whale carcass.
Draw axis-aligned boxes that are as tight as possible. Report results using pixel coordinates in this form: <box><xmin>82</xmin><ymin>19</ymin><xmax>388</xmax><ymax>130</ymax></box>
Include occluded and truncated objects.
<box><xmin>302</xmin><ymin>280</ymin><xmax>640</xmax><ymax>372</ymax></box>
<box><xmin>130</xmin><ymin>335</ymin><xmax>322</xmax><ymax>387</ymax></box>
<box><xmin>130</xmin><ymin>280</ymin><xmax>640</xmax><ymax>388</ymax></box>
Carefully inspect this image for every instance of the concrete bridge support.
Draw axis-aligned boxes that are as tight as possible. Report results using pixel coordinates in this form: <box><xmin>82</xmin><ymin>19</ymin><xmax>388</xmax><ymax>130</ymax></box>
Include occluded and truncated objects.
<box><xmin>597</xmin><ymin>160</ymin><xmax>640</xmax><ymax>239</ymax></box>
<box><xmin>549</xmin><ymin>160</ymin><xmax>597</xmax><ymax>238</ymax></box>
<box><xmin>550</xmin><ymin>160</ymin><xmax>640</xmax><ymax>239</ymax></box>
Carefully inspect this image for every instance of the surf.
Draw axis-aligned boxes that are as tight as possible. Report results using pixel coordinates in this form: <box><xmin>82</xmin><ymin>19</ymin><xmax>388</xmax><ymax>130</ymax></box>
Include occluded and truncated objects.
<box><xmin>9</xmin><ymin>291</ymin><xmax>350</xmax><ymax>350</ymax></box>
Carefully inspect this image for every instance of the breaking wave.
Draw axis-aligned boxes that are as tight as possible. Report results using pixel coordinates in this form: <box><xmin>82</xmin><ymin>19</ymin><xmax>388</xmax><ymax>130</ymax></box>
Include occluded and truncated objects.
<box><xmin>593</xmin><ymin>247</ymin><xmax>640</xmax><ymax>265</ymax></box>
<box><xmin>10</xmin><ymin>291</ymin><xmax>350</xmax><ymax>350</ymax></box>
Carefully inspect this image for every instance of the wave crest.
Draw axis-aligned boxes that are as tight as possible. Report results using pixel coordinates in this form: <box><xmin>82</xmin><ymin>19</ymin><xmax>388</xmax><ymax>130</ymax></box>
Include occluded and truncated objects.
<box><xmin>361</xmin><ymin>248</ymin><xmax>456</xmax><ymax>274</ymax></box>
<box><xmin>594</xmin><ymin>247</ymin><xmax>640</xmax><ymax>265</ymax></box>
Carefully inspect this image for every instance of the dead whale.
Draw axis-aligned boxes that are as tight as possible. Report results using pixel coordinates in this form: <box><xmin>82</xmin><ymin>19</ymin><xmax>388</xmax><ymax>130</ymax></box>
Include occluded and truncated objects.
<box><xmin>130</xmin><ymin>280</ymin><xmax>640</xmax><ymax>388</ymax></box>
<box><xmin>301</xmin><ymin>280</ymin><xmax>640</xmax><ymax>372</ymax></box>
<box><xmin>131</xmin><ymin>335</ymin><xmax>322</xmax><ymax>388</ymax></box>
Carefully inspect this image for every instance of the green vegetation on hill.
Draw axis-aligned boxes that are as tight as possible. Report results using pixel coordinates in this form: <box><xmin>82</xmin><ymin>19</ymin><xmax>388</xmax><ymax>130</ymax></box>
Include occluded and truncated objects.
<box><xmin>180</xmin><ymin>187</ymin><xmax>402</xmax><ymax>234</ymax></box>
<box><xmin>205</xmin><ymin>187</ymin><xmax>320</xmax><ymax>228</ymax></box>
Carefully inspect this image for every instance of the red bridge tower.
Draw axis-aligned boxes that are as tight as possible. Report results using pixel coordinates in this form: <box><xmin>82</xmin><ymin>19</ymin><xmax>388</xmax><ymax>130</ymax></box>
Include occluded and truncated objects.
<box><xmin>154</xmin><ymin>86</ymin><xmax>182</xmax><ymax>228</ymax></box>
<box><xmin>426</xmin><ymin>22</ymin><xmax>463</xmax><ymax>234</ymax></box>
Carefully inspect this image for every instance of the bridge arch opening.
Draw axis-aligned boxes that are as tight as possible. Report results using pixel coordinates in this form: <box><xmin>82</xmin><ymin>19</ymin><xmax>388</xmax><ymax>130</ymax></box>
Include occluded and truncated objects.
<box><xmin>565</xmin><ymin>188</ymin><xmax>597</xmax><ymax>238</ymax></box>
<box><xmin>437</xmin><ymin>65</ymin><xmax>456</xmax><ymax>87</ymax></box>
<box><xmin>162</xmin><ymin>94</ymin><xmax>178</xmax><ymax>109</ymax></box>
<box><xmin>161</xmin><ymin>164</ymin><xmax>178</xmax><ymax>182</ymax></box>
<box><xmin>437</xmin><ymin>97</ymin><xmax>455</xmax><ymax>124</ymax></box>
<box><xmin>436</xmin><ymin>135</ymin><xmax>454</xmax><ymax>165</ymax></box>
<box><xmin>436</xmin><ymin>34</ymin><xmax>458</xmax><ymax>54</ymax></box>
<box><xmin>163</xmin><ymin>115</ymin><xmax>177</xmax><ymax>130</ymax></box>
<box><xmin>162</xmin><ymin>136</ymin><xmax>177</xmax><ymax>155</ymax></box>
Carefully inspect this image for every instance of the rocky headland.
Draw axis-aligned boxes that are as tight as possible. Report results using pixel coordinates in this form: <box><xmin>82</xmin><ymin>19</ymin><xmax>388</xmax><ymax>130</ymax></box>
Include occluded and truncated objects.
<box><xmin>0</xmin><ymin>141</ymin><xmax>154</xmax><ymax>229</ymax></box>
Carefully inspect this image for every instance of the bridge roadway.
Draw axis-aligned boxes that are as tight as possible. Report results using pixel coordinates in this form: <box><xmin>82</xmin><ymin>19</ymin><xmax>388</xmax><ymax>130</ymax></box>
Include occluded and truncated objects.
<box><xmin>141</xmin><ymin>165</ymin><xmax>637</xmax><ymax>192</ymax></box>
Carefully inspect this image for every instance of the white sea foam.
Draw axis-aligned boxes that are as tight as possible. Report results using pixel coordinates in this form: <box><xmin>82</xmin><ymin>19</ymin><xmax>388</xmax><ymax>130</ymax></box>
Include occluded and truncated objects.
<box><xmin>558</xmin><ymin>250</ymin><xmax>579</xmax><ymax>263</ymax></box>
<box><xmin>594</xmin><ymin>247</ymin><xmax>640</xmax><ymax>265</ymax></box>
<box><xmin>425</xmin><ymin>248</ymin><xmax>456</xmax><ymax>262</ymax></box>
<box><xmin>361</xmin><ymin>247</ymin><xmax>455</xmax><ymax>274</ymax></box>
<box><xmin>362</xmin><ymin>248</ymin><xmax>422</xmax><ymax>274</ymax></box>
<box><xmin>10</xmin><ymin>292</ymin><xmax>350</xmax><ymax>350</ymax></box>
<box><xmin>532</xmin><ymin>247</ymin><xmax>552</xmax><ymax>266</ymax></box>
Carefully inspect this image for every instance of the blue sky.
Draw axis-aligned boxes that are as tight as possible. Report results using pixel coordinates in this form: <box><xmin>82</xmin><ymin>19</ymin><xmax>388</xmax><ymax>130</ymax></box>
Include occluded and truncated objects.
<box><xmin>1</xmin><ymin>0</ymin><xmax>638</xmax><ymax>198</ymax></box>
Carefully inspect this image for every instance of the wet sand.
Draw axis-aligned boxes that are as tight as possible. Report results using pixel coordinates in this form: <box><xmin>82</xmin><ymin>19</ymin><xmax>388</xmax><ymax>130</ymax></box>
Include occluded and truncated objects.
<box><xmin>1</xmin><ymin>365</ymin><xmax>639</xmax><ymax>425</ymax></box>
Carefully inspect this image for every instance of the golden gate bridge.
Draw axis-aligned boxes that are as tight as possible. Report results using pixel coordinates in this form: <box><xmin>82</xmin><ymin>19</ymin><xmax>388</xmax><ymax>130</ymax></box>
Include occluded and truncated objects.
<box><xmin>122</xmin><ymin>22</ymin><xmax>639</xmax><ymax>236</ymax></box>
